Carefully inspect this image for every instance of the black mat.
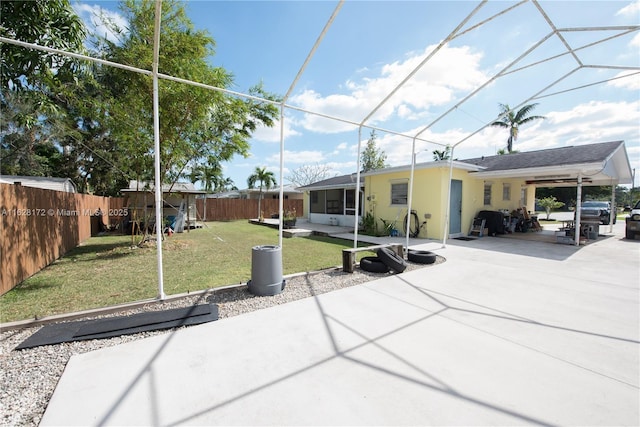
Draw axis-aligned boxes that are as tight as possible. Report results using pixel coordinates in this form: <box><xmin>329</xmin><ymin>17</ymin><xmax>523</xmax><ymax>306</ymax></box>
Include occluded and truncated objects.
<box><xmin>454</xmin><ymin>237</ymin><xmax>476</xmax><ymax>241</ymax></box>
<box><xmin>15</xmin><ymin>304</ymin><xmax>218</xmax><ymax>350</ymax></box>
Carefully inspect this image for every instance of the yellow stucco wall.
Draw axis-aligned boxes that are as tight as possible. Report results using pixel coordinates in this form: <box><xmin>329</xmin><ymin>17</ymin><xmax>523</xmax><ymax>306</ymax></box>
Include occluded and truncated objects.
<box><xmin>363</xmin><ymin>166</ymin><xmax>535</xmax><ymax>239</ymax></box>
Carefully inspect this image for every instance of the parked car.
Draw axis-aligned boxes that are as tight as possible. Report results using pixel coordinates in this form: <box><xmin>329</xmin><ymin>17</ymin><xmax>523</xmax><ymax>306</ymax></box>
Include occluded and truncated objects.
<box><xmin>580</xmin><ymin>200</ymin><xmax>615</xmax><ymax>225</ymax></box>
<box><xmin>625</xmin><ymin>200</ymin><xmax>640</xmax><ymax>240</ymax></box>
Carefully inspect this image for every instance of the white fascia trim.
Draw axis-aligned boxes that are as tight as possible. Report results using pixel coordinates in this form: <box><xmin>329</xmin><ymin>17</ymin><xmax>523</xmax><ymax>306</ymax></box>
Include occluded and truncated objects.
<box><xmin>468</xmin><ymin>162</ymin><xmax>606</xmax><ymax>179</ymax></box>
<box><xmin>302</xmin><ymin>183</ymin><xmax>362</xmax><ymax>191</ymax></box>
<box><xmin>361</xmin><ymin>160</ymin><xmax>484</xmax><ymax>177</ymax></box>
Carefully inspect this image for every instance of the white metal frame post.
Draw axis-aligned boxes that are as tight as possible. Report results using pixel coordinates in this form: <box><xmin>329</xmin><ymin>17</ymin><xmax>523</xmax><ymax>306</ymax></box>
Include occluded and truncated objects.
<box><xmin>353</xmin><ymin>127</ymin><xmax>363</xmax><ymax>248</ymax></box>
<box><xmin>404</xmin><ymin>138</ymin><xmax>417</xmax><ymax>250</ymax></box>
<box><xmin>575</xmin><ymin>174</ymin><xmax>583</xmax><ymax>246</ymax></box>
<box><xmin>152</xmin><ymin>0</ymin><xmax>165</xmax><ymax>300</ymax></box>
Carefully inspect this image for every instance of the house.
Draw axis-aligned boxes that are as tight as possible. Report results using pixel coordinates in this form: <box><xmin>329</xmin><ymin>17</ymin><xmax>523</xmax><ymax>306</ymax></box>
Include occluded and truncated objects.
<box><xmin>203</xmin><ymin>184</ymin><xmax>303</xmax><ymax>200</ymax></box>
<box><xmin>121</xmin><ymin>181</ymin><xmax>205</xmax><ymax>231</ymax></box>
<box><xmin>241</xmin><ymin>184</ymin><xmax>303</xmax><ymax>200</ymax></box>
<box><xmin>362</xmin><ymin>140</ymin><xmax>632</xmax><ymax>240</ymax></box>
<box><xmin>297</xmin><ymin>174</ymin><xmax>365</xmax><ymax>227</ymax></box>
<box><xmin>0</xmin><ymin>175</ymin><xmax>77</xmax><ymax>193</ymax></box>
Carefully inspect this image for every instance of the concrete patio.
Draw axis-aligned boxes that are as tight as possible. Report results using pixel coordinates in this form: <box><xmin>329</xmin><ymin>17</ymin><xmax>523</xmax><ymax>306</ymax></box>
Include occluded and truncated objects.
<box><xmin>41</xmin><ymin>221</ymin><xmax>639</xmax><ymax>426</ymax></box>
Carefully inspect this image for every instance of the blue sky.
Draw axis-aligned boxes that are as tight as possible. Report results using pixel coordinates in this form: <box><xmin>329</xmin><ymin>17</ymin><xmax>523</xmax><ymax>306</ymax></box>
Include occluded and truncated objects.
<box><xmin>73</xmin><ymin>0</ymin><xmax>640</xmax><ymax>189</ymax></box>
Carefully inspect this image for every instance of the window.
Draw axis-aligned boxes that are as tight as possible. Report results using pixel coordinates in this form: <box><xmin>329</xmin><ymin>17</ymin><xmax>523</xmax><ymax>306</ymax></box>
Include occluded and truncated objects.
<box><xmin>391</xmin><ymin>182</ymin><xmax>408</xmax><ymax>205</ymax></box>
<box><xmin>502</xmin><ymin>183</ymin><xmax>511</xmax><ymax>201</ymax></box>
<box><xmin>326</xmin><ymin>189</ymin><xmax>343</xmax><ymax>214</ymax></box>
<box><xmin>344</xmin><ymin>189</ymin><xmax>362</xmax><ymax>216</ymax></box>
<box><xmin>483</xmin><ymin>182</ymin><xmax>492</xmax><ymax>205</ymax></box>
<box><xmin>310</xmin><ymin>190</ymin><xmax>326</xmax><ymax>213</ymax></box>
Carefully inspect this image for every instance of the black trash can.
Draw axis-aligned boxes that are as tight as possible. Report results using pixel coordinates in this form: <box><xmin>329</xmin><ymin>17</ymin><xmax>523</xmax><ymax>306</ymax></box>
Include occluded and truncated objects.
<box><xmin>247</xmin><ymin>245</ymin><xmax>285</xmax><ymax>296</ymax></box>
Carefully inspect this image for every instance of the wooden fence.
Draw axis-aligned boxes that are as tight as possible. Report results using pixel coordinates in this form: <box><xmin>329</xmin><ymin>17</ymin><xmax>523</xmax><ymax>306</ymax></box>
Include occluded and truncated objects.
<box><xmin>196</xmin><ymin>198</ymin><xmax>303</xmax><ymax>221</ymax></box>
<box><xmin>0</xmin><ymin>184</ymin><xmax>125</xmax><ymax>296</ymax></box>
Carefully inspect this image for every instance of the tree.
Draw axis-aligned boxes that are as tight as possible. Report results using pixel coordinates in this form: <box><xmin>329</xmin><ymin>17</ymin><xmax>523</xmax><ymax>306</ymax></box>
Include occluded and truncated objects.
<box><xmin>1</xmin><ymin>0</ymin><xmax>86</xmax><ymax>90</ymax></box>
<box><xmin>361</xmin><ymin>130</ymin><xmax>387</xmax><ymax>172</ymax></box>
<box><xmin>432</xmin><ymin>145</ymin><xmax>451</xmax><ymax>161</ymax></box>
<box><xmin>537</xmin><ymin>196</ymin><xmax>565</xmax><ymax>220</ymax></box>
<box><xmin>490</xmin><ymin>103</ymin><xmax>545</xmax><ymax>153</ymax></box>
<box><xmin>218</xmin><ymin>177</ymin><xmax>238</xmax><ymax>192</ymax></box>
<box><xmin>286</xmin><ymin>163</ymin><xmax>334</xmax><ymax>187</ymax></box>
<box><xmin>189</xmin><ymin>161</ymin><xmax>222</xmax><ymax>193</ymax></box>
<box><xmin>90</xmin><ymin>0</ymin><xmax>279</xmax><ymax>194</ymax></box>
<box><xmin>247</xmin><ymin>166</ymin><xmax>277</xmax><ymax>219</ymax></box>
<box><xmin>1</xmin><ymin>0</ymin><xmax>88</xmax><ymax>183</ymax></box>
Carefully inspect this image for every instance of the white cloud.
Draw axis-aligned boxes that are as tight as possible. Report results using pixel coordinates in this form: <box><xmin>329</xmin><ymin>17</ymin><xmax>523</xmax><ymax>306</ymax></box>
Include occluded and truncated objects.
<box><xmin>290</xmin><ymin>44</ymin><xmax>489</xmax><ymax>134</ymax></box>
<box><xmin>509</xmin><ymin>100</ymin><xmax>640</xmax><ymax>152</ymax></box>
<box><xmin>607</xmin><ymin>71</ymin><xmax>640</xmax><ymax>91</ymax></box>
<box><xmin>267</xmin><ymin>150</ymin><xmax>326</xmax><ymax>165</ymax></box>
<box><xmin>251</xmin><ymin>117</ymin><xmax>301</xmax><ymax>143</ymax></box>
<box><xmin>368</xmin><ymin>100</ymin><xmax>640</xmax><ymax>166</ymax></box>
<box><xmin>73</xmin><ymin>4</ymin><xmax>128</xmax><ymax>45</ymax></box>
<box><xmin>616</xmin><ymin>0</ymin><xmax>640</xmax><ymax>17</ymax></box>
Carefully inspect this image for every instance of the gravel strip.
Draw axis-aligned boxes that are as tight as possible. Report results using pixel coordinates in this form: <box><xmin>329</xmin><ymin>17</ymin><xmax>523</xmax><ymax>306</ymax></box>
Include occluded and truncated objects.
<box><xmin>0</xmin><ymin>259</ymin><xmax>442</xmax><ymax>427</ymax></box>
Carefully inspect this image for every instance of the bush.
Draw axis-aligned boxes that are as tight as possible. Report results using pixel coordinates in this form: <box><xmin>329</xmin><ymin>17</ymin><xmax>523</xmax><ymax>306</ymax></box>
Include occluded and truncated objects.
<box><xmin>538</xmin><ymin>196</ymin><xmax>565</xmax><ymax>220</ymax></box>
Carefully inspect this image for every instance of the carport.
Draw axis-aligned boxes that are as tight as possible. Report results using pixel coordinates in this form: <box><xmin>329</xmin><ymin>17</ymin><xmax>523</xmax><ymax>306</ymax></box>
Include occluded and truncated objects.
<box><xmin>464</xmin><ymin>140</ymin><xmax>633</xmax><ymax>245</ymax></box>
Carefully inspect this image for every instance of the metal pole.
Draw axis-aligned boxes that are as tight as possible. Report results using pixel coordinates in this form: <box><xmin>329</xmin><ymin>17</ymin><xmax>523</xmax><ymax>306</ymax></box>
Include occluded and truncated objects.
<box><xmin>609</xmin><ymin>181</ymin><xmax>615</xmax><ymax>234</ymax></box>
<box><xmin>152</xmin><ymin>0</ymin><xmax>165</xmax><ymax>300</ymax></box>
<box><xmin>405</xmin><ymin>138</ymin><xmax>417</xmax><ymax>250</ymax></box>
<box><xmin>278</xmin><ymin>105</ymin><xmax>284</xmax><ymax>248</ymax></box>
<box><xmin>353</xmin><ymin>127</ymin><xmax>363</xmax><ymax>248</ymax></box>
<box><xmin>575</xmin><ymin>173</ymin><xmax>582</xmax><ymax>246</ymax></box>
<box><xmin>442</xmin><ymin>147</ymin><xmax>456</xmax><ymax>248</ymax></box>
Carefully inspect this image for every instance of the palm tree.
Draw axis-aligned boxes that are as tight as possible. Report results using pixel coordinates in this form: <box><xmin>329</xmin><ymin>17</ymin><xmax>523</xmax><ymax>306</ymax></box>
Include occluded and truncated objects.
<box><xmin>217</xmin><ymin>177</ymin><xmax>238</xmax><ymax>192</ymax></box>
<box><xmin>247</xmin><ymin>166</ymin><xmax>277</xmax><ymax>219</ymax></box>
<box><xmin>491</xmin><ymin>103</ymin><xmax>545</xmax><ymax>153</ymax></box>
<box><xmin>189</xmin><ymin>163</ymin><xmax>223</xmax><ymax>193</ymax></box>
<box><xmin>432</xmin><ymin>145</ymin><xmax>451</xmax><ymax>161</ymax></box>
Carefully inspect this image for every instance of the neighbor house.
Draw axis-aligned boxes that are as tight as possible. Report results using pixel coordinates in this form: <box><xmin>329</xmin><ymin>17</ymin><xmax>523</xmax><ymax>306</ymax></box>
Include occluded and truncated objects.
<box><xmin>240</xmin><ymin>184</ymin><xmax>303</xmax><ymax>201</ymax></box>
<box><xmin>204</xmin><ymin>184</ymin><xmax>303</xmax><ymax>200</ymax></box>
<box><xmin>297</xmin><ymin>174</ymin><xmax>365</xmax><ymax>227</ymax></box>
<box><xmin>0</xmin><ymin>175</ymin><xmax>77</xmax><ymax>193</ymax></box>
<box><xmin>121</xmin><ymin>181</ymin><xmax>205</xmax><ymax>231</ymax></box>
<box><xmin>362</xmin><ymin>140</ymin><xmax>632</xmax><ymax>240</ymax></box>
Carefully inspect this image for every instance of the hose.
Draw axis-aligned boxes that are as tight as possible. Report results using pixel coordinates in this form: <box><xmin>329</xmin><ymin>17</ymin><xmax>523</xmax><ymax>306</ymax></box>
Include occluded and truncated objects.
<box><xmin>403</xmin><ymin>210</ymin><xmax>420</xmax><ymax>238</ymax></box>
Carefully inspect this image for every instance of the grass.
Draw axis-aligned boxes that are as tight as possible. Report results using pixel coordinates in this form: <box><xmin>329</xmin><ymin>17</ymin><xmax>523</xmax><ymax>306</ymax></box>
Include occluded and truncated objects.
<box><xmin>0</xmin><ymin>220</ymin><xmax>374</xmax><ymax>323</ymax></box>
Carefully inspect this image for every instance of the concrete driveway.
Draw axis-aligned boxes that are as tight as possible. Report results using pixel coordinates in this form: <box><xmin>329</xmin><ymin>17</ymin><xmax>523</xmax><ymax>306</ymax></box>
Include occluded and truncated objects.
<box><xmin>41</xmin><ymin>222</ymin><xmax>639</xmax><ymax>426</ymax></box>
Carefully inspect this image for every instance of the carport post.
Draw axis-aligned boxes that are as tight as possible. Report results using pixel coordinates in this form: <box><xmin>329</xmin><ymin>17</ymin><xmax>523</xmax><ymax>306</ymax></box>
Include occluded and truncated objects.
<box><xmin>575</xmin><ymin>174</ymin><xmax>582</xmax><ymax>246</ymax></box>
<box><xmin>609</xmin><ymin>183</ymin><xmax>615</xmax><ymax>234</ymax></box>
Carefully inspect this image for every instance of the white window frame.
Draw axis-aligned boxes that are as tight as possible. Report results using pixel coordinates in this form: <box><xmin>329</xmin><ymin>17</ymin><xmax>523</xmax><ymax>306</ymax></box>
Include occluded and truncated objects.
<box><xmin>502</xmin><ymin>183</ymin><xmax>511</xmax><ymax>201</ymax></box>
<box><xmin>483</xmin><ymin>182</ymin><xmax>492</xmax><ymax>206</ymax></box>
<box><xmin>390</xmin><ymin>181</ymin><xmax>408</xmax><ymax>206</ymax></box>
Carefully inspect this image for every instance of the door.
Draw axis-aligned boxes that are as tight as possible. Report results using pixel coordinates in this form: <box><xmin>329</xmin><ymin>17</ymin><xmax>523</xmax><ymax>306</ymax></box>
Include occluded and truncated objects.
<box><xmin>449</xmin><ymin>179</ymin><xmax>462</xmax><ymax>236</ymax></box>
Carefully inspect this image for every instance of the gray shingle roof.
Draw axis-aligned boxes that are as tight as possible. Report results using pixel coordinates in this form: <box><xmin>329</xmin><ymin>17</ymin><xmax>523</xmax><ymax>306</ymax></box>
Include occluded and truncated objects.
<box><xmin>297</xmin><ymin>173</ymin><xmax>363</xmax><ymax>190</ymax></box>
<box><xmin>460</xmin><ymin>140</ymin><xmax>624</xmax><ymax>171</ymax></box>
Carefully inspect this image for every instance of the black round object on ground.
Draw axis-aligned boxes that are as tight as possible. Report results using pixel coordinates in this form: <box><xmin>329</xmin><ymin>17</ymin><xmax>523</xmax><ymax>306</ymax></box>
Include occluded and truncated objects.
<box><xmin>376</xmin><ymin>247</ymin><xmax>407</xmax><ymax>273</ymax></box>
<box><xmin>407</xmin><ymin>249</ymin><xmax>437</xmax><ymax>264</ymax></box>
<box><xmin>359</xmin><ymin>256</ymin><xmax>390</xmax><ymax>273</ymax></box>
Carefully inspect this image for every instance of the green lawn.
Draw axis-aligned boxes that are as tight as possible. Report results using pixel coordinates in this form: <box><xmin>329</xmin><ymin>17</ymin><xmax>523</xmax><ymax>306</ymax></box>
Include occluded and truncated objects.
<box><xmin>1</xmin><ymin>221</ymin><xmax>372</xmax><ymax>323</ymax></box>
